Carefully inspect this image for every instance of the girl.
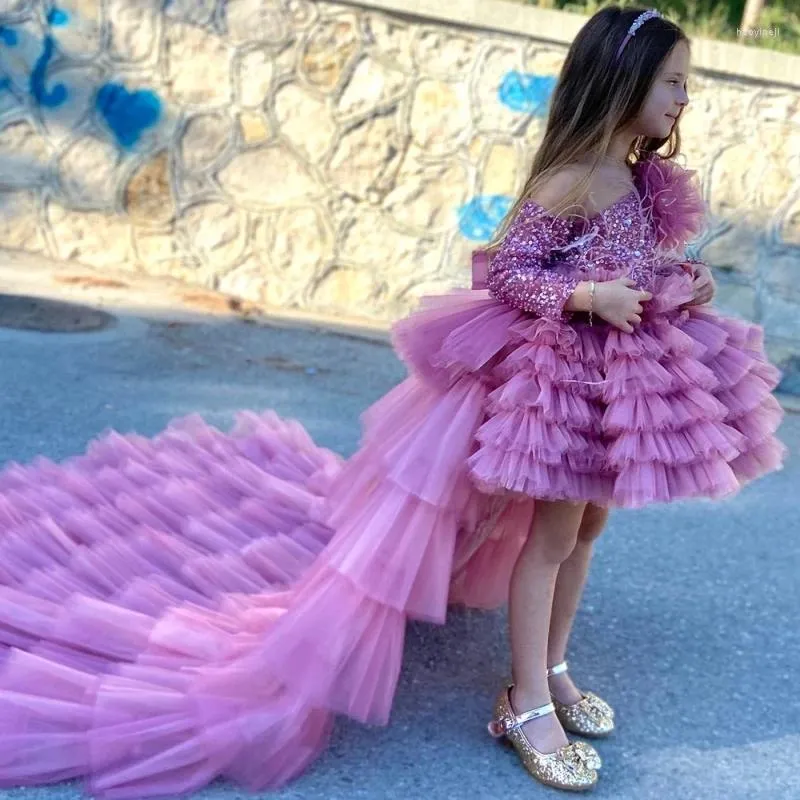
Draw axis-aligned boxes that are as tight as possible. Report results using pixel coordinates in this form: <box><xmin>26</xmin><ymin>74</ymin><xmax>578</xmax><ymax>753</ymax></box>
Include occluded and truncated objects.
<box><xmin>464</xmin><ymin>5</ymin><xmax>785</xmax><ymax>791</ymax></box>
<box><xmin>0</xmin><ymin>4</ymin><xmax>786</xmax><ymax>798</ymax></box>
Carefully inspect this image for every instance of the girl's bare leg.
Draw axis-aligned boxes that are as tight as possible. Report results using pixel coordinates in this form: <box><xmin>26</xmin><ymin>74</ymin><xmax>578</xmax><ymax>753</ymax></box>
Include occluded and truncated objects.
<box><xmin>508</xmin><ymin>499</ymin><xmax>587</xmax><ymax>753</ymax></box>
<box><xmin>547</xmin><ymin>503</ymin><xmax>611</xmax><ymax>704</ymax></box>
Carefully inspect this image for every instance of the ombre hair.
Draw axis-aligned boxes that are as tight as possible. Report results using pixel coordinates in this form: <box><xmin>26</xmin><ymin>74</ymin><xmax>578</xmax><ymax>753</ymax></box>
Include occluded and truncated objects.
<box><xmin>487</xmin><ymin>5</ymin><xmax>689</xmax><ymax>248</ymax></box>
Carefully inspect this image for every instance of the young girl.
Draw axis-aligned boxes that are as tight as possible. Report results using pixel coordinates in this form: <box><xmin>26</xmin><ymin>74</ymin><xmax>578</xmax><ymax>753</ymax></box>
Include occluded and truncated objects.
<box><xmin>0</xmin><ymin>4</ymin><xmax>787</xmax><ymax>798</ymax></box>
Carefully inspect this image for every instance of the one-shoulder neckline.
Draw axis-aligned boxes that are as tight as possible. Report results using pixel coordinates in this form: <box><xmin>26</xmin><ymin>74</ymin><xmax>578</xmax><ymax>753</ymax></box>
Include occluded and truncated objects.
<box><xmin>522</xmin><ymin>185</ymin><xmax>639</xmax><ymax>224</ymax></box>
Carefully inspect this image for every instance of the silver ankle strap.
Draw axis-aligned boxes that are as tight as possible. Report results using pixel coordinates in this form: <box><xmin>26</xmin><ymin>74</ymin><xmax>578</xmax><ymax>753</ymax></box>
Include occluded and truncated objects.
<box><xmin>547</xmin><ymin>660</ymin><xmax>568</xmax><ymax>677</ymax></box>
<box><xmin>488</xmin><ymin>699</ymin><xmax>556</xmax><ymax>738</ymax></box>
<box><xmin>512</xmin><ymin>701</ymin><xmax>556</xmax><ymax>728</ymax></box>
<box><xmin>488</xmin><ymin>686</ymin><xmax>557</xmax><ymax>739</ymax></box>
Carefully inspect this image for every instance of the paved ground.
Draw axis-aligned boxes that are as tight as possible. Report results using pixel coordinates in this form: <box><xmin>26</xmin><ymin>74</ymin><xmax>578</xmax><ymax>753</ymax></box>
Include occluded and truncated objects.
<box><xmin>0</xmin><ymin>269</ymin><xmax>798</xmax><ymax>800</ymax></box>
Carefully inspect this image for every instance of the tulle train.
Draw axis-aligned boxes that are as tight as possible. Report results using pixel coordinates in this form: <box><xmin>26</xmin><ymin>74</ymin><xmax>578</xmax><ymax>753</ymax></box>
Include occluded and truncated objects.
<box><xmin>0</xmin><ymin>375</ymin><xmax>534</xmax><ymax>797</ymax></box>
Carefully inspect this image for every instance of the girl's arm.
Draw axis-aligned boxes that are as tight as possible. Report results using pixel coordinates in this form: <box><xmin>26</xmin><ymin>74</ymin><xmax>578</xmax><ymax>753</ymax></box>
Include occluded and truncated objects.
<box><xmin>486</xmin><ymin>203</ymin><xmax>585</xmax><ymax>321</ymax></box>
<box><xmin>564</xmin><ymin>282</ymin><xmax>595</xmax><ymax>313</ymax></box>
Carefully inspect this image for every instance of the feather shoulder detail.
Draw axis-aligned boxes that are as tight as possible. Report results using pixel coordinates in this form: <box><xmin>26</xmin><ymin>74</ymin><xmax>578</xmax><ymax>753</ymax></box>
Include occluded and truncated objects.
<box><xmin>633</xmin><ymin>152</ymin><xmax>706</xmax><ymax>251</ymax></box>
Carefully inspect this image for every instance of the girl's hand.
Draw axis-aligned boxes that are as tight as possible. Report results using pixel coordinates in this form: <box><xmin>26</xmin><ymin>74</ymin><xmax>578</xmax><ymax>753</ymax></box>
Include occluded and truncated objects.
<box><xmin>683</xmin><ymin>262</ymin><xmax>715</xmax><ymax>307</ymax></box>
<box><xmin>593</xmin><ymin>277</ymin><xmax>653</xmax><ymax>334</ymax></box>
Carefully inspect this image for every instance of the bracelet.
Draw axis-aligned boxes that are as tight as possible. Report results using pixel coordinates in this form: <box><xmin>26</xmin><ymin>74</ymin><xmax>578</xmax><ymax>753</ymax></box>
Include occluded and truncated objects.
<box><xmin>683</xmin><ymin>256</ymin><xmax>704</xmax><ymax>274</ymax></box>
<box><xmin>588</xmin><ymin>280</ymin><xmax>596</xmax><ymax>327</ymax></box>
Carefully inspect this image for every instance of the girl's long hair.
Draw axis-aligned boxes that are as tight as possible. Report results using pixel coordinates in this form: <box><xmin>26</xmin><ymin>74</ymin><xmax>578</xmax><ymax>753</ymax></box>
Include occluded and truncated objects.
<box><xmin>486</xmin><ymin>5</ymin><xmax>689</xmax><ymax>249</ymax></box>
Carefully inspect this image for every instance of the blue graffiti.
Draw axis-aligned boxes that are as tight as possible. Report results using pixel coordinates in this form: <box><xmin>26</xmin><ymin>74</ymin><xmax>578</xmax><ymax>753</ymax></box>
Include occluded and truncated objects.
<box><xmin>0</xmin><ymin>26</ymin><xmax>19</xmax><ymax>46</ymax></box>
<box><xmin>498</xmin><ymin>71</ymin><xmax>557</xmax><ymax>116</ymax></box>
<box><xmin>30</xmin><ymin>35</ymin><xmax>68</xmax><ymax>107</ymax></box>
<box><xmin>0</xmin><ymin>9</ymin><xmax>162</xmax><ymax>148</ymax></box>
<box><xmin>96</xmin><ymin>83</ymin><xmax>162</xmax><ymax>148</ymax></box>
<box><xmin>456</xmin><ymin>71</ymin><xmax>556</xmax><ymax>241</ymax></box>
<box><xmin>0</xmin><ymin>27</ymin><xmax>20</xmax><ymax>99</ymax></box>
<box><xmin>47</xmin><ymin>7</ymin><xmax>70</xmax><ymax>26</ymax></box>
<box><xmin>458</xmin><ymin>195</ymin><xmax>514</xmax><ymax>242</ymax></box>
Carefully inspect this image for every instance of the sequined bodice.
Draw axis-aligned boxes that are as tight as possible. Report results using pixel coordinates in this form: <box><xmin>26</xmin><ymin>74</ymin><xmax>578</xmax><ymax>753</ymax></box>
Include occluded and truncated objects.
<box><xmin>481</xmin><ymin>188</ymin><xmax>683</xmax><ymax>320</ymax></box>
<box><xmin>480</xmin><ymin>153</ymin><xmax>706</xmax><ymax>321</ymax></box>
<box><xmin>535</xmin><ymin>189</ymin><xmax>662</xmax><ymax>289</ymax></box>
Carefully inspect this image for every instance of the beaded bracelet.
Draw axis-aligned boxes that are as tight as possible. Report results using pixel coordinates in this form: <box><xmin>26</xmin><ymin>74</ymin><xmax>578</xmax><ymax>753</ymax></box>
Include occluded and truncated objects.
<box><xmin>588</xmin><ymin>280</ymin><xmax>596</xmax><ymax>326</ymax></box>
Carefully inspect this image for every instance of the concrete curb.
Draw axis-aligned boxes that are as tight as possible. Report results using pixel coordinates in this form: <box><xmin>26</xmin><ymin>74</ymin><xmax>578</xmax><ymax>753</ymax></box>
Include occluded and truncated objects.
<box><xmin>0</xmin><ymin>250</ymin><xmax>394</xmax><ymax>341</ymax></box>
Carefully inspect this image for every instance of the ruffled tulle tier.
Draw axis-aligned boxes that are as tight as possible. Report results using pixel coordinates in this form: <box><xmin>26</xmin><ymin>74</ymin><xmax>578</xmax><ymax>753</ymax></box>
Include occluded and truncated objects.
<box><xmin>394</xmin><ymin>270</ymin><xmax>786</xmax><ymax>508</ymax></box>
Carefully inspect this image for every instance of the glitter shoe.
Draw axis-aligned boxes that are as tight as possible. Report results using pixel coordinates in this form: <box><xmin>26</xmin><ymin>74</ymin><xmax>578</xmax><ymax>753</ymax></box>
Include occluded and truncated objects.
<box><xmin>547</xmin><ymin>661</ymin><xmax>616</xmax><ymax>738</ymax></box>
<box><xmin>487</xmin><ymin>684</ymin><xmax>600</xmax><ymax>792</ymax></box>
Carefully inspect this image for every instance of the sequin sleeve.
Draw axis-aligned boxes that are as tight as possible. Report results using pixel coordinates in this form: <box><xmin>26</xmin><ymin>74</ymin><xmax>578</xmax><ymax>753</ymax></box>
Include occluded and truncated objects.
<box><xmin>485</xmin><ymin>201</ymin><xmax>580</xmax><ymax>321</ymax></box>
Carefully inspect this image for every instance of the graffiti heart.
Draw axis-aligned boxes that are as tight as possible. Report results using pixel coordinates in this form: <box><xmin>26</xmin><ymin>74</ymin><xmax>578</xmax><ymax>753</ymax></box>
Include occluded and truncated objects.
<box><xmin>95</xmin><ymin>83</ymin><xmax>162</xmax><ymax>149</ymax></box>
<box><xmin>498</xmin><ymin>71</ymin><xmax>558</xmax><ymax>116</ymax></box>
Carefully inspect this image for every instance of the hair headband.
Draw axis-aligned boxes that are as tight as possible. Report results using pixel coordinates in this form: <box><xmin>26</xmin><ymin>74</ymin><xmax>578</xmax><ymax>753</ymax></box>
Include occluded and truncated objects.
<box><xmin>615</xmin><ymin>8</ymin><xmax>662</xmax><ymax>60</ymax></box>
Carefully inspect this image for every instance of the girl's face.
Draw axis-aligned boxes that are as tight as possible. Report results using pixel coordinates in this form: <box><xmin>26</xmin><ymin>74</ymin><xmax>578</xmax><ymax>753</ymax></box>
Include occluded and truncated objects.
<box><xmin>637</xmin><ymin>40</ymin><xmax>691</xmax><ymax>140</ymax></box>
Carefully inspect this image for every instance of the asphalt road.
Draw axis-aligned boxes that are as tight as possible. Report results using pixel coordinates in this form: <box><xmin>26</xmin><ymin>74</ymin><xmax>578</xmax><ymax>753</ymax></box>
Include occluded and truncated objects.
<box><xmin>1</xmin><ymin>306</ymin><xmax>798</xmax><ymax>800</ymax></box>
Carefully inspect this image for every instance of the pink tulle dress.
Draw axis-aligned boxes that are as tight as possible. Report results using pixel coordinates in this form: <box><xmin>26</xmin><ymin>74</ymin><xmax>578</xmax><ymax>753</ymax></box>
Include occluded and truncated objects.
<box><xmin>0</xmin><ymin>153</ymin><xmax>787</xmax><ymax>798</ymax></box>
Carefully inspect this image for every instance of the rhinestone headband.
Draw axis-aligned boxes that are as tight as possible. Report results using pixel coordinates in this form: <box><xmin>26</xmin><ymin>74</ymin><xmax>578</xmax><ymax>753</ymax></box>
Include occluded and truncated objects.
<box><xmin>615</xmin><ymin>8</ymin><xmax>662</xmax><ymax>60</ymax></box>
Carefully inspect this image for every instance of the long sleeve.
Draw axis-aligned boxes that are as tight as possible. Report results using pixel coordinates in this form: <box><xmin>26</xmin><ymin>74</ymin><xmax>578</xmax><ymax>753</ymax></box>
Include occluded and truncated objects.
<box><xmin>485</xmin><ymin>201</ymin><xmax>580</xmax><ymax>321</ymax></box>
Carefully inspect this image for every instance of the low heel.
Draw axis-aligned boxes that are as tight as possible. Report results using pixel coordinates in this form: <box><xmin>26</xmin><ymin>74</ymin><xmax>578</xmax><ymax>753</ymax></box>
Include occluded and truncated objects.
<box><xmin>487</xmin><ymin>684</ymin><xmax>600</xmax><ymax>792</ymax></box>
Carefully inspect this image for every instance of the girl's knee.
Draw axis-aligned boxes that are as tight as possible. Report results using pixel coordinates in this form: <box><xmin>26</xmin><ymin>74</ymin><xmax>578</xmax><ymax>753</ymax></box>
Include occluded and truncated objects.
<box><xmin>526</xmin><ymin>499</ymin><xmax>586</xmax><ymax>563</ymax></box>
<box><xmin>576</xmin><ymin>503</ymin><xmax>610</xmax><ymax>544</ymax></box>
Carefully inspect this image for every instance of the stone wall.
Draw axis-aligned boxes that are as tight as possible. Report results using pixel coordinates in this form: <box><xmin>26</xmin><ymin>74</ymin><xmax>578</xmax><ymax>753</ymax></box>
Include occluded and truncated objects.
<box><xmin>1</xmin><ymin>0</ymin><xmax>799</xmax><ymax>390</ymax></box>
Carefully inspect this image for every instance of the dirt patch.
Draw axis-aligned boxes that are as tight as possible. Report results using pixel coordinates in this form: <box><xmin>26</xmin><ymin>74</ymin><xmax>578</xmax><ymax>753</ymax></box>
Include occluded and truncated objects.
<box><xmin>178</xmin><ymin>290</ymin><xmax>262</xmax><ymax>318</ymax></box>
<box><xmin>0</xmin><ymin>294</ymin><xmax>116</xmax><ymax>333</ymax></box>
<box><xmin>54</xmin><ymin>275</ymin><xmax>130</xmax><ymax>290</ymax></box>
